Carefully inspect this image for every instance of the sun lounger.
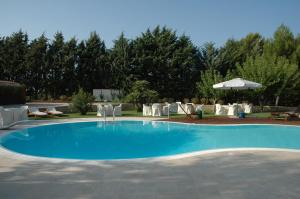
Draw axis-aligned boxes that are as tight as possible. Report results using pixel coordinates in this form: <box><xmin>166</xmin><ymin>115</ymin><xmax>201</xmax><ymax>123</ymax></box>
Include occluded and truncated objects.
<box><xmin>28</xmin><ymin>107</ymin><xmax>47</xmax><ymax>117</ymax></box>
<box><xmin>47</xmin><ymin>107</ymin><xmax>63</xmax><ymax>115</ymax></box>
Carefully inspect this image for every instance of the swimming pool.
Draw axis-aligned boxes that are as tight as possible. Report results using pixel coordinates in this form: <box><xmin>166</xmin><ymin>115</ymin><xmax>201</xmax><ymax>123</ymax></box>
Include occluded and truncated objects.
<box><xmin>1</xmin><ymin>121</ymin><xmax>300</xmax><ymax>160</ymax></box>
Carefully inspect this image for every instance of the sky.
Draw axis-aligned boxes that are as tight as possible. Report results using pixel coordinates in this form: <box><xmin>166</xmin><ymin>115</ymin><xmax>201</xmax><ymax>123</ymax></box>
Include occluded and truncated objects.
<box><xmin>1</xmin><ymin>0</ymin><xmax>300</xmax><ymax>48</ymax></box>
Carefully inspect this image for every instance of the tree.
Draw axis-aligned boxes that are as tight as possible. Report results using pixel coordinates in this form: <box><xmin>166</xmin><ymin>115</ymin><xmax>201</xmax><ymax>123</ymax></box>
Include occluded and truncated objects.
<box><xmin>237</xmin><ymin>54</ymin><xmax>300</xmax><ymax>108</ymax></box>
<box><xmin>131</xmin><ymin>26</ymin><xmax>200</xmax><ymax>100</ymax></box>
<box><xmin>199</xmin><ymin>42</ymin><xmax>222</xmax><ymax>70</ymax></box>
<box><xmin>77</xmin><ymin>32</ymin><xmax>108</xmax><ymax>92</ymax></box>
<box><xmin>25</xmin><ymin>34</ymin><xmax>48</xmax><ymax>99</ymax></box>
<box><xmin>1</xmin><ymin>30</ymin><xmax>28</xmax><ymax>83</ymax></box>
<box><xmin>47</xmin><ymin>32</ymin><xmax>65</xmax><ymax>98</ymax></box>
<box><xmin>196</xmin><ymin>69</ymin><xmax>225</xmax><ymax>104</ymax></box>
<box><xmin>125</xmin><ymin>80</ymin><xmax>158</xmax><ymax>111</ymax></box>
<box><xmin>110</xmin><ymin>33</ymin><xmax>133</xmax><ymax>93</ymax></box>
<box><xmin>62</xmin><ymin>37</ymin><xmax>78</xmax><ymax>96</ymax></box>
<box><xmin>273</xmin><ymin>24</ymin><xmax>295</xmax><ymax>58</ymax></box>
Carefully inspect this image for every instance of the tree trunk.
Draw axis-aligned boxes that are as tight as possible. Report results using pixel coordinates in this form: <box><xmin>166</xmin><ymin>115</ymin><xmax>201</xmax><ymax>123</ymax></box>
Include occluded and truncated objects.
<box><xmin>259</xmin><ymin>95</ymin><xmax>264</xmax><ymax>112</ymax></box>
<box><xmin>275</xmin><ymin>96</ymin><xmax>280</xmax><ymax>107</ymax></box>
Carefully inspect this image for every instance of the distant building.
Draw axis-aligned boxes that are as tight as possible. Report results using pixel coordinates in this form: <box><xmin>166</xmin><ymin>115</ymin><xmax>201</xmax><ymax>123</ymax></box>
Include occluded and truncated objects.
<box><xmin>93</xmin><ymin>89</ymin><xmax>122</xmax><ymax>102</ymax></box>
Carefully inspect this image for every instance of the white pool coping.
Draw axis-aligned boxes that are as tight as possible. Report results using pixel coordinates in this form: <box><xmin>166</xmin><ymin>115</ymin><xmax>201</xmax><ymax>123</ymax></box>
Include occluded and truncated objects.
<box><xmin>1</xmin><ymin>117</ymin><xmax>300</xmax><ymax>163</ymax></box>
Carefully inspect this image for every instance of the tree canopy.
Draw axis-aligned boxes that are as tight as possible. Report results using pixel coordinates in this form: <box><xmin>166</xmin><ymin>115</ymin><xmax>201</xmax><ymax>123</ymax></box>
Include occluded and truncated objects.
<box><xmin>0</xmin><ymin>24</ymin><xmax>300</xmax><ymax>106</ymax></box>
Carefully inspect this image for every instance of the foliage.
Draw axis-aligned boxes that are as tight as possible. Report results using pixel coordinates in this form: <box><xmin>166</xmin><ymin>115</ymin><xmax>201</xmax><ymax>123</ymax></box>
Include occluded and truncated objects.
<box><xmin>196</xmin><ymin>69</ymin><xmax>225</xmax><ymax>104</ymax></box>
<box><xmin>0</xmin><ymin>81</ymin><xmax>26</xmax><ymax>105</ymax></box>
<box><xmin>71</xmin><ymin>88</ymin><xmax>95</xmax><ymax>115</ymax></box>
<box><xmin>1</xmin><ymin>24</ymin><xmax>300</xmax><ymax>106</ymax></box>
<box><xmin>125</xmin><ymin>80</ymin><xmax>158</xmax><ymax>111</ymax></box>
<box><xmin>131</xmin><ymin>26</ymin><xmax>200</xmax><ymax>100</ymax></box>
<box><xmin>237</xmin><ymin>54</ymin><xmax>300</xmax><ymax>107</ymax></box>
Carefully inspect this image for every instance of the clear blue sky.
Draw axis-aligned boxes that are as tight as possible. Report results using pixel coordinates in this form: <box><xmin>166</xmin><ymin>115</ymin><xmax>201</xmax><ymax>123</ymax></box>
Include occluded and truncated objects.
<box><xmin>1</xmin><ymin>0</ymin><xmax>299</xmax><ymax>48</ymax></box>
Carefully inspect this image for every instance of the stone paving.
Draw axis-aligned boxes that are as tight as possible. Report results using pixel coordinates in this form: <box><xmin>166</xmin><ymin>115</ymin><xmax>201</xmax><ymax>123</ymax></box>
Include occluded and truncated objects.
<box><xmin>0</xmin><ymin>118</ymin><xmax>300</xmax><ymax>199</ymax></box>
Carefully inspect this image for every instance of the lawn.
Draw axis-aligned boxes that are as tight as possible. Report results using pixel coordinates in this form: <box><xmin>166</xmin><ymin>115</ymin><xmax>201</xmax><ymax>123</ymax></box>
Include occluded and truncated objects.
<box><xmin>29</xmin><ymin>110</ymin><xmax>271</xmax><ymax>120</ymax></box>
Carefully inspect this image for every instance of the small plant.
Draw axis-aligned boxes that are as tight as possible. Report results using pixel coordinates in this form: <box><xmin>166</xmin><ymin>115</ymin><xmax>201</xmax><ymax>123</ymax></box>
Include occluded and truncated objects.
<box><xmin>71</xmin><ymin>88</ymin><xmax>95</xmax><ymax>115</ymax></box>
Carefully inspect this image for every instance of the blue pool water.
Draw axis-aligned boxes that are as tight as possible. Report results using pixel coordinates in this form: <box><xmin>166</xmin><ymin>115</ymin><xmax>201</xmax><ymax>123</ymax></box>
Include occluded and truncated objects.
<box><xmin>0</xmin><ymin>121</ymin><xmax>300</xmax><ymax>160</ymax></box>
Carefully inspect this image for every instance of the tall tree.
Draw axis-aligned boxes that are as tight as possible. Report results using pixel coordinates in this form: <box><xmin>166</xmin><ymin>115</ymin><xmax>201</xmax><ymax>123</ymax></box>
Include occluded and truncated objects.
<box><xmin>199</xmin><ymin>42</ymin><xmax>222</xmax><ymax>70</ymax></box>
<box><xmin>1</xmin><ymin>30</ymin><xmax>28</xmax><ymax>83</ymax></box>
<box><xmin>47</xmin><ymin>32</ymin><xmax>65</xmax><ymax>98</ymax></box>
<box><xmin>25</xmin><ymin>34</ymin><xmax>48</xmax><ymax>99</ymax></box>
<box><xmin>132</xmin><ymin>26</ymin><xmax>200</xmax><ymax>100</ymax></box>
<box><xmin>110</xmin><ymin>32</ymin><xmax>133</xmax><ymax>93</ymax></box>
<box><xmin>77</xmin><ymin>32</ymin><xmax>107</xmax><ymax>92</ymax></box>
<box><xmin>62</xmin><ymin>37</ymin><xmax>78</xmax><ymax>95</ymax></box>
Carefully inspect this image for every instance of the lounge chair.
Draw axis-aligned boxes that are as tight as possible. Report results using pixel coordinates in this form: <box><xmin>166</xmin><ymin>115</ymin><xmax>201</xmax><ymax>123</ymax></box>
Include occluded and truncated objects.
<box><xmin>47</xmin><ymin>107</ymin><xmax>63</xmax><ymax>115</ymax></box>
<box><xmin>28</xmin><ymin>107</ymin><xmax>47</xmax><ymax>117</ymax></box>
<box><xmin>285</xmin><ymin>106</ymin><xmax>300</xmax><ymax>118</ymax></box>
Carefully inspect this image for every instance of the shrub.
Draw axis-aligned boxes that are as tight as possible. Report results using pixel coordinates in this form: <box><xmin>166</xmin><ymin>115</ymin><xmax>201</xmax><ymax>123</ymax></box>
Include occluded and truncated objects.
<box><xmin>191</xmin><ymin>97</ymin><xmax>200</xmax><ymax>104</ymax></box>
<box><xmin>59</xmin><ymin>95</ymin><xmax>68</xmax><ymax>101</ymax></box>
<box><xmin>183</xmin><ymin>98</ymin><xmax>190</xmax><ymax>103</ymax></box>
<box><xmin>0</xmin><ymin>81</ymin><xmax>26</xmax><ymax>105</ymax></box>
<box><xmin>71</xmin><ymin>88</ymin><xmax>95</xmax><ymax>115</ymax></box>
<box><xmin>125</xmin><ymin>80</ymin><xmax>158</xmax><ymax>111</ymax></box>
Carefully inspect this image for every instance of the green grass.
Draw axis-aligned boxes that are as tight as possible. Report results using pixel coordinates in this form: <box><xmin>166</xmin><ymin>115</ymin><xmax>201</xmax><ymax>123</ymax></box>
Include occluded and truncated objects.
<box><xmin>29</xmin><ymin>110</ymin><xmax>271</xmax><ymax>120</ymax></box>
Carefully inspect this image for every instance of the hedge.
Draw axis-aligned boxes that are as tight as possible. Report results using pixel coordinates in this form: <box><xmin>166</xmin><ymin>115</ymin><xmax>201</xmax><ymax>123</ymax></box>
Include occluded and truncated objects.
<box><xmin>0</xmin><ymin>81</ymin><xmax>26</xmax><ymax>105</ymax></box>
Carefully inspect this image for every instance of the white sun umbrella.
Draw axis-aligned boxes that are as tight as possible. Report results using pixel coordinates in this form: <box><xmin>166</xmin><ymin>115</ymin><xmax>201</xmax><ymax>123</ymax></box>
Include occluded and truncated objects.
<box><xmin>213</xmin><ymin>78</ymin><xmax>262</xmax><ymax>90</ymax></box>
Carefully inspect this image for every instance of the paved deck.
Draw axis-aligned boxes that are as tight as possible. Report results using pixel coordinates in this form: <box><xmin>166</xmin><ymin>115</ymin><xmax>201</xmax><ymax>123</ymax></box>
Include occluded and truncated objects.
<box><xmin>1</xmin><ymin>118</ymin><xmax>300</xmax><ymax>199</ymax></box>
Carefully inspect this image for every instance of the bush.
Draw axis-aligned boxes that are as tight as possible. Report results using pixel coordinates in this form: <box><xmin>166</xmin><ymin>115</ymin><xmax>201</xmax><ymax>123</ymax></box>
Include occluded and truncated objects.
<box><xmin>191</xmin><ymin>97</ymin><xmax>200</xmax><ymax>104</ymax></box>
<box><xmin>125</xmin><ymin>80</ymin><xmax>158</xmax><ymax>111</ymax></box>
<box><xmin>59</xmin><ymin>95</ymin><xmax>68</xmax><ymax>101</ymax></box>
<box><xmin>71</xmin><ymin>88</ymin><xmax>95</xmax><ymax>115</ymax></box>
<box><xmin>183</xmin><ymin>98</ymin><xmax>190</xmax><ymax>103</ymax></box>
<box><xmin>0</xmin><ymin>81</ymin><xmax>26</xmax><ymax>105</ymax></box>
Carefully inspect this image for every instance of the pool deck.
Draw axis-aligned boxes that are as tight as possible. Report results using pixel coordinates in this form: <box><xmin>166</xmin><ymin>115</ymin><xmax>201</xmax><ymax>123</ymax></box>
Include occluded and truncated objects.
<box><xmin>1</xmin><ymin>118</ymin><xmax>300</xmax><ymax>199</ymax></box>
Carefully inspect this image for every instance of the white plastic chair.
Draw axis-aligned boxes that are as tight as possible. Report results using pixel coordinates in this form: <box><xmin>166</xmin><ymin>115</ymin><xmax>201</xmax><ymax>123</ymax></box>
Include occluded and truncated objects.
<box><xmin>143</xmin><ymin>104</ymin><xmax>152</xmax><ymax>116</ymax></box>
<box><xmin>169</xmin><ymin>103</ymin><xmax>178</xmax><ymax>113</ymax></box>
<box><xmin>186</xmin><ymin>103</ymin><xmax>194</xmax><ymax>114</ymax></box>
<box><xmin>152</xmin><ymin>103</ymin><xmax>162</xmax><ymax>117</ymax></box>
<box><xmin>105</xmin><ymin>104</ymin><xmax>114</xmax><ymax>116</ymax></box>
<box><xmin>215</xmin><ymin>104</ymin><xmax>224</xmax><ymax>115</ymax></box>
<box><xmin>162</xmin><ymin>103</ymin><xmax>171</xmax><ymax>116</ymax></box>
<box><xmin>113</xmin><ymin>104</ymin><xmax>122</xmax><ymax>116</ymax></box>
<box><xmin>195</xmin><ymin>104</ymin><xmax>204</xmax><ymax>113</ymax></box>
<box><xmin>228</xmin><ymin>104</ymin><xmax>238</xmax><ymax>116</ymax></box>
<box><xmin>97</xmin><ymin>104</ymin><xmax>105</xmax><ymax>117</ymax></box>
<box><xmin>244</xmin><ymin>104</ymin><xmax>253</xmax><ymax>114</ymax></box>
